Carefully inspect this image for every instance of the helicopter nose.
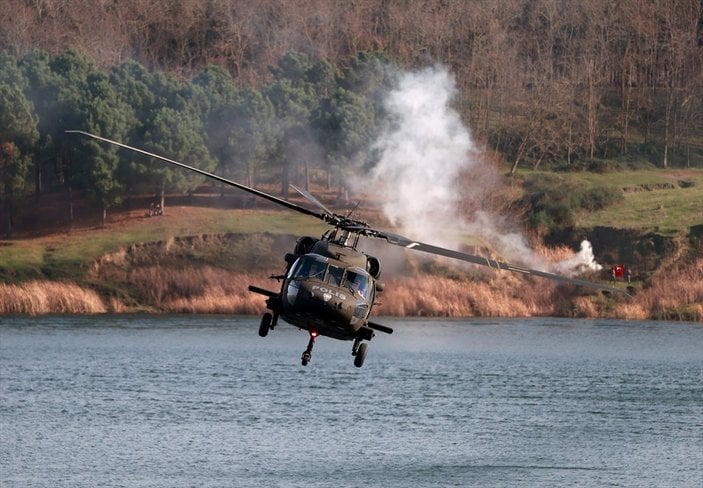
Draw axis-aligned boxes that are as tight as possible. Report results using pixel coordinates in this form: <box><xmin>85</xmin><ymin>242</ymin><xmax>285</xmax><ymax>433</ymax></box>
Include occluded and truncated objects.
<box><xmin>294</xmin><ymin>282</ymin><xmax>351</xmax><ymax>321</ymax></box>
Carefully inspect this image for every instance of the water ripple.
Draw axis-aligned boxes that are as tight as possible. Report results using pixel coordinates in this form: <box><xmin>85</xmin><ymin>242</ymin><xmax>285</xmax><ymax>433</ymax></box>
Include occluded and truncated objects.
<box><xmin>1</xmin><ymin>316</ymin><xmax>702</xmax><ymax>487</ymax></box>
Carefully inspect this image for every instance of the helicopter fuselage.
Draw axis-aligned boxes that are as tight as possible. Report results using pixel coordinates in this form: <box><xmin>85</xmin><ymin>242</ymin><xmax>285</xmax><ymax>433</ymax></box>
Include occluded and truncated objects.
<box><xmin>252</xmin><ymin>235</ymin><xmax>380</xmax><ymax>340</ymax></box>
<box><xmin>279</xmin><ymin>252</ymin><xmax>375</xmax><ymax>341</ymax></box>
<box><xmin>249</xmin><ymin>236</ymin><xmax>385</xmax><ymax>366</ymax></box>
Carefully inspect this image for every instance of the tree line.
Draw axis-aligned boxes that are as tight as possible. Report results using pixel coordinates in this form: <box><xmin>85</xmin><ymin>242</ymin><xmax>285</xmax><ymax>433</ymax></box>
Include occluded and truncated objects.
<box><xmin>0</xmin><ymin>49</ymin><xmax>393</xmax><ymax>236</ymax></box>
<box><xmin>1</xmin><ymin>0</ymin><xmax>701</xmax><ymax>167</ymax></box>
<box><xmin>0</xmin><ymin>0</ymin><xmax>702</xmax><ymax>236</ymax></box>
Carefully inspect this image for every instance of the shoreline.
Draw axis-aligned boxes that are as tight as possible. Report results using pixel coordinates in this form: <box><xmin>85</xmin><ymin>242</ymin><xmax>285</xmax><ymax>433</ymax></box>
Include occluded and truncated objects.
<box><xmin>1</xmin><ymin>273</ymin><xmax>699</xmax><ymax>322</ymax></box>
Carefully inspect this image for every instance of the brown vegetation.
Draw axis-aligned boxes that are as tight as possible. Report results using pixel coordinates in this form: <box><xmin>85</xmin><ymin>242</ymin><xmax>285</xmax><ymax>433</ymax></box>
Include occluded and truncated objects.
<box><xmin>612</xmin><ymin>258</ymin><xmax>703</xmax><ymax>321</ymax></box>
<box><xmin>377</xmin><ymin>274</ymin><xmax>551</xmax><ymax>318</ymax></box>
<box><xmin>0</xmin><ymin>281</ymin><xmax>107</xmax><ymax>314</ymax></box>
<box><xmin>2</xmin><ymin>0</ymin><xmax>701</xmax><ymax>167</ymax></box>
<box><xmin>2</xmin><ymin>257</ymin><xmax>702</xmax><ymax>321</ymax></box>
<box><xmin>1</xmin><ymin>211</ymin><xmax>700</xmax><ymax>320</ymax></box>
<box><xmin>127</xmin><ymin>266</ymin><xmax>272</xmax><ymax>314</ymax></box>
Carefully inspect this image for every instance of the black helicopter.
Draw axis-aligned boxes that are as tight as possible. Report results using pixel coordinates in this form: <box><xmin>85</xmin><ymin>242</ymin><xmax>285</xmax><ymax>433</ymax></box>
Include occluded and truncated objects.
<box><xmin>68</xmin><ymin>130</ymin><xmax>625</xmax><ymax>368</ymax></box>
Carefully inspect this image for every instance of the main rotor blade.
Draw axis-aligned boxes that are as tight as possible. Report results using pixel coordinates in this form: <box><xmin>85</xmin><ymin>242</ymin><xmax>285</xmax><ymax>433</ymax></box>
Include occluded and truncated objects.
<box><xmin>65</xmin><ymin>130</ymin><xmax>327</xmax><ymax>221</ymax></box>
<box><xmin>371</xmin><ymin>230</ymin><xmax>629</xmax><ymax>295</ymax></box>
<box><xmin>290</xmin><ymin>184</ymin><xmax>335</xmax><ymax>217</ymax></box>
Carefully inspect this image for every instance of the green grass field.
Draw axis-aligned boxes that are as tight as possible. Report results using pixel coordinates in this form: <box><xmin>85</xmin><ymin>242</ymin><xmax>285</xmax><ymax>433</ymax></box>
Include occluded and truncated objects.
<box><xmin>521</xmin><ymin>168</ymin><xmax>703</xmax><ymax>235</ymax></box>
<box><xmin>0</xmin><ymin>207</ymin><xmax>327</xmax><ymax>281</ymax></box>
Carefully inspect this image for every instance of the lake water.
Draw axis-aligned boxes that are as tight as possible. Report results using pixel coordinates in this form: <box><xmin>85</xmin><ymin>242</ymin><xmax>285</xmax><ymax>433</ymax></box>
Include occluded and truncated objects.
<box><xmin>1</xmin><ymin>315</ymin><xmax>701</xmax><ymax>487</ymax></box>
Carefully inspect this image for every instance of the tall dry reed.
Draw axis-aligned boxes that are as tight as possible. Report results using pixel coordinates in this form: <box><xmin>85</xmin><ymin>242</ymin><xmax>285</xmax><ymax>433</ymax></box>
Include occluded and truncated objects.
<box><xmin>92</xmin><ymin>240</ymin><xmax>703</xmax><ymax>321</ymax></box>
<box><xmin>126</xmin><ymin>265</ymin><xmax>274</xmax><ymax>313</ymax></box>
<box><xmin>165</xmin><ymin>286</ymin><xmax>267</xmax><ymax>314</ymax></box>
<box><xmin>125</xmin><ymin>264</ymin><xmax>601</xmax><ymax>317</ymax></box>
<box><xmin>378</xmin><ymin>273</ymin><xmax>561</xmax><ymax>317</ymax></box>
<box><xmin>0</xmin><ymin>281</ymin><xmax>107</xmax><ymax>314</ymax></box>
<box><xmin>613</xmin><ymin>258</ymin><xmax>703</xmax><ymax>320</ymax></box>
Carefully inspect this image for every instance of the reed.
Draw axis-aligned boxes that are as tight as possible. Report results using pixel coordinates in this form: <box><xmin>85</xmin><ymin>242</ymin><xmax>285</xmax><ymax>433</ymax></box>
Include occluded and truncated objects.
<box><xmin>165</xmin><ymin>286</ymin><xmax>267</xmax><ymax>314</ymax></box>
<box><xmin>111</xmin><ymin>261</ymin><xmax>615</xmax><ymax>318</ymax></box>
<box><xmin>123</xmin><ymin>265</ymin><xmax>275</xmax><ymax>312</ymax></box>
<box><xmin>378</xmin><ymin>274</ymin><xmax>559</xmax><ymax>317</ymax></box>
<box><xmin>8</xmin><ymin>252</ymin><xmax>700</xmax><ymax>320</ymax></box>
<box><xmin>0</xmin><ymin>281</ymin><xmax>106</xmax><ymax>314</ymax></box>
<box><xmin>613</xmin><ymin>258</ymin><xmax>703</xmax><ymax>320</ymax></box>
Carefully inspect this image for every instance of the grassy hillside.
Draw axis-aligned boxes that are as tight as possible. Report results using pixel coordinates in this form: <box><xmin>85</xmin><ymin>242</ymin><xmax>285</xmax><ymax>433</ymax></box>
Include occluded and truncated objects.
<box><xmin>0</xmin><ymin>206</ymin><xmax>326</xmax><ymax>282</ymax></box>
<box><xmin>519</xmin><ymin>168</ymin><xmax>703</xmax><ymax>235</ymax></box>
<box><xmin>1</xmin><ymin>167</ymin><xmax>703</xmax><ymax>319</ymax></box>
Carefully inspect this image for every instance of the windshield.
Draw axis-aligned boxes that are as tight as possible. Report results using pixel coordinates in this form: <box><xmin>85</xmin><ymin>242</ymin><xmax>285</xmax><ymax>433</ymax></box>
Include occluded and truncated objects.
<box><xmin>288</xmin><ymin>257</ymin><xmax>372</xmax><ymax>300</ymax></box>
<box><xmin>326</xmin><ymin>265</ymin><xmax>345</xmax><ymax>286</ymax></box>
<box><xmin>345</xmin><ymin>269</ymin><xmax>371</xmax><ymax>299</ymax></box>
<box><xmin>289</xmin><ymin>255</ymin><xmax>327</xmax><ymax>280</ymax></box>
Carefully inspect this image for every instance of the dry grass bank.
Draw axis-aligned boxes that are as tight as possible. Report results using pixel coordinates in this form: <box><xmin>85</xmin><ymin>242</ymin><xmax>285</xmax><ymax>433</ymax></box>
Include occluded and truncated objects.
<box><xmin>611</xmin><ymin>258</ymin><xmax>703</xmax><ymax>320</ymax></box>
<box><xmin>128</xmin><ymin>266</ymin><xmax>272</xmax><ymax>314</ymax></box>
<box><xmin>91</xmin><ymin>243</ymin><xmax>585</xmax><ymax>318</ymax></box>
<box><xmin>4</xmin><ymin>232</ymin><xmax>701</xmax><ymax>320</ymax></box>
<box><xmin>140</xmin><ymin>269</ymin><xmax>615</xmax><ymax>319</ymax></box>
<box><xmin>0</xmin><ymin>281</ymin><xmax>107</xmax><ymax>314</ymax></box>
<box><xmin>377</xmin><ymin>274</ymin><xmax>558</xmax><ymax>317</ymax></box>
<box><xmin>1</xmin><ymin>265</ymin><xmax>701</xmax><ymax>321</ymax></box>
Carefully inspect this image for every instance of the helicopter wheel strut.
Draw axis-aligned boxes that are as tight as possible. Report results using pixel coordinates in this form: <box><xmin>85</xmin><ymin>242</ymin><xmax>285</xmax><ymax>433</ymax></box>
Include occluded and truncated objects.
<box><xmin>258</xmin><ymin>313</ymin><xmax>272</xmax><ymax>337</ymax></box>
<box><xmin>301</xmin><ymin>332</ymin><xmax>316</xmax><ymax>366</ymax></box>
<box><xmin>353</xmin><ymin>342</ymin><xmax>368</xmax><ymax>368</ymax></box>
<box><xmin>352</xmin><ymin>338</ymin><xmax>368</xmax><ymax>367</ymax></box>
<box><xmin>352</xmin><ymin>337</ymin><xmax>362</xmax><ymax>356</ymax></box>
<box><xmin>258</xmin><ymin>312</ymin><xmax>279</xmax><ymax>337</ymax></box>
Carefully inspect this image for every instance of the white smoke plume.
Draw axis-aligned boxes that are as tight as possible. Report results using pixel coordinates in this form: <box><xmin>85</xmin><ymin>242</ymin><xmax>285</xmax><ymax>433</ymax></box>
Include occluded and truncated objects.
<box><xmin>354</xmin><ymin>65</ymin><xmax>602</xmax><ymax>276</ymax></box>
<box><xmin>366</xmin><ymin>66</ymin><xmax>472</xmax><ymax>246</ymax></box>
<box><xmin>554</xmin><ymin>240</ymin><xmax>603</xmax><ymax>274</ymax></box>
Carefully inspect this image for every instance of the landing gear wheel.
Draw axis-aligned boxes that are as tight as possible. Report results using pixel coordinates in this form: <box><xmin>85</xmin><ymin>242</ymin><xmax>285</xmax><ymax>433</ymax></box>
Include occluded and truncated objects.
<box><xmin>258</xmin><ymin>312</ymin><xmax>272</xmax><ymax>337</ymax></box>
<box><xmin>353</xmin><ymin>343</ymin><xmax>368</xmax><ymax>368</ymax></box>
<box><xmin>301</xmin><ymin>332</ymin><xmax>316</xmax><ymax>366</ymax></box>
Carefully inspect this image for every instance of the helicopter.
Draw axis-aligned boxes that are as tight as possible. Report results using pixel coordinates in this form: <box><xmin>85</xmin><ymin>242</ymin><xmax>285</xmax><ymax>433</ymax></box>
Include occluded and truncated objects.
<box><xmin>68</xmin><ymin>130</ymin><xmax>626</xmax><ymax>368</ymax></box>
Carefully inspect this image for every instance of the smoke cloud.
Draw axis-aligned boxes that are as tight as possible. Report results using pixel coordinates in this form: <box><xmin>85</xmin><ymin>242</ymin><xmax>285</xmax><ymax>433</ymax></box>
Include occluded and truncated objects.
<box><xmin>366</xmin><ymin>66</ymin><xmax>472</xmax><ymax>245</ymax></box>
<box><xmin>353</xmin><ymin>65</ymin><xmax>602</xmax><ymax>276</ymax></box>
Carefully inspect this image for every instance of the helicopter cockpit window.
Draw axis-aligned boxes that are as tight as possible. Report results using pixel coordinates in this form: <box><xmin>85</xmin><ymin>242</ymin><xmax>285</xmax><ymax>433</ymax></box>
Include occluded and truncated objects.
<box><xmin>290</xmin><ymin>255</ymin><xmax>327</xmax><ymax>280</ymax></box>
<box><xmin>345</xmin><ymin>269</ymin><xmax>370</xmax><ymax>299</ymax></box>
<box><xmin>326</xmin><ymin>265</ymin><xmax>345</xmax><ymax>286</ymax></box>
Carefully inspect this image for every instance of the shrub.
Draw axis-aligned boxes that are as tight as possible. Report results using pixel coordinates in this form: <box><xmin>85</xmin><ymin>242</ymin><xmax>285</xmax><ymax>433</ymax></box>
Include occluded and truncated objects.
<box><xmin>521</xmin><ymin>174</ymin><xmax>623</xmax><ymax>233</ymax></box>
<box><xmin>580</xmin><ymin>186</ymin><xmax>624</xmax><ymax>211</ymax></box>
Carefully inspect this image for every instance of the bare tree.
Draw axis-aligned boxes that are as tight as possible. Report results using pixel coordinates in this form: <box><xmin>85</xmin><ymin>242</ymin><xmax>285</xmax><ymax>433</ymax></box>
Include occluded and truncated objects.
<box><xmin>1</xmin><ymin>0</ymin><xmax>702</xmax><ymax>172</ymax></box>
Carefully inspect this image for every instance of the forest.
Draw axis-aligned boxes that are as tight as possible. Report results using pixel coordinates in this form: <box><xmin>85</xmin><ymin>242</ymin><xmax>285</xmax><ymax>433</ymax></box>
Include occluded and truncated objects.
<box><xmin>0</xmin><ymin>0</ymin><xmax>702</xmax><ymax>237</ymax></box>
